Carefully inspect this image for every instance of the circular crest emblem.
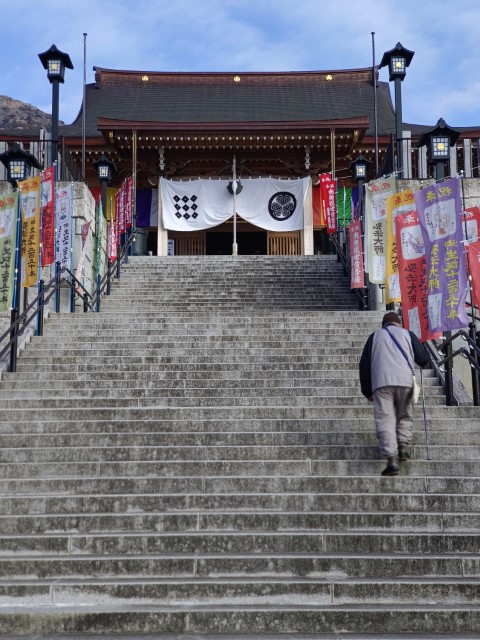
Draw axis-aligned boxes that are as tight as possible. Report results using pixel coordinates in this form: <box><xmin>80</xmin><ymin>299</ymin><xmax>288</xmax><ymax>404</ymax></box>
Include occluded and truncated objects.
<box><xmin>268</xmin><ymin>191</ymin><xmax>297</xmax><ymax>221</ymax></box>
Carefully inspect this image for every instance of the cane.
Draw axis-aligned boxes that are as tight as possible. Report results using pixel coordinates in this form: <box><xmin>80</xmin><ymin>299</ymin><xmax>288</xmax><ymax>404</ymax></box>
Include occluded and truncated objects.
<box><xmin>420</xmin><ymin>367</ymin><xmax>430</xmax><ymax>460</ymax></box>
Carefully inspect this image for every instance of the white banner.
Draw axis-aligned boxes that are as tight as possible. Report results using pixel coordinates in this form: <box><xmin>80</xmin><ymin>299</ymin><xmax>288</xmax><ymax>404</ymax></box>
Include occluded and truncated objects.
<box><xmin>55</xmin><ymin>184</ymin><xmax>73</xmax><ymax>270</ymax></box>
<box><xmin>160</xmin><ymin>177</ymin><xmax>310</xmax><ymax>232</ymax></box>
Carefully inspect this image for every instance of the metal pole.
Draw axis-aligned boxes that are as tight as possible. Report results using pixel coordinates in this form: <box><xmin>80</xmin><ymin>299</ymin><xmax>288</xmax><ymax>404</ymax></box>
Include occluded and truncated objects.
<box><xmin>371</xmin><ymin>32</ymin><xmax>379</xmax><ymax>175</ymax></box>
<box><xmin>82</xmin><ymin>33</ymin><xmax>87</xmax><ymax>182</ymax></box>
<box><xmin>51</xmin><ymin>81</ymin><xmax>59</xmax><ymax>166</ymax></box>
<box><xmin>394</xmin><ymin>77</ymin><xmax>403</xmax><ymax>178</ymax></box>
<box><xmin>232</xmin><ymin>155</ymin><xmax>238</xmax><ymax>256</ymax></box>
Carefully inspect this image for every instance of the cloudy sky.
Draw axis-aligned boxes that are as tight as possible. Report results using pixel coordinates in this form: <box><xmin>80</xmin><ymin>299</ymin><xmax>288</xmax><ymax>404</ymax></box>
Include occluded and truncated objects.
<box><xmin>2</xmin><ymin>0</ymin><xmax>479</xmax><ymax>128</ymax></box>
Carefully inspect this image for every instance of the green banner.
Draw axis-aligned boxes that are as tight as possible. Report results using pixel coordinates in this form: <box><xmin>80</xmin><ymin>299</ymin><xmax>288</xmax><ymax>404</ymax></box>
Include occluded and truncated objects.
<box><xmin>0</xmin><ymin>192</ymin><xmax>18</xmax><ymax>311</ymax></box>
<box><xmin>336</xmin><ymin>186</ymin><xmax>352</xmax><ymax>228</ymax></box>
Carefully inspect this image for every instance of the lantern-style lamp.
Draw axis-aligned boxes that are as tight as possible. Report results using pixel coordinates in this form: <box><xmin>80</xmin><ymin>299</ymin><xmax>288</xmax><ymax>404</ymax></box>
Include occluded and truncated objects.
<box><xmin>38</xmin><ymin>45</ymin><xmax>73</xmax><ymax>165</ymax></box>
<box><xmin>418</xmin><ymin>118</ymin><xmax>460</xmax><ymax>180</ymax></box>
<box><xmin>93</xmin><ymin>155</ymin><xmax>116</xmax><ymax>218</ymax></box>
<box><xmin>379</xmin><ymin>42</ymin><xmax>415</xmax><ymax>179</ymax></box>
<box><xmin>0</xmin><ymin>143</ymin><xmax>42</xmax><ymax>186</ymax></box>
<box><xmin>379</xmin><ymin>42</ymin><xmax>415</xmax><ymax>82</ymax></box>
<box><xmin>350</xmin><ymin>154</ymin><xmax>372</xmax><ymax>183</ymax></box>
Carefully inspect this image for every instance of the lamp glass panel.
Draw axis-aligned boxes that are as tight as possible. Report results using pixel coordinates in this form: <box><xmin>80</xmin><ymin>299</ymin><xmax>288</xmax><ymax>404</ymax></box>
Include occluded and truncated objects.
<box><xmin>47</xmin><ymin>59</ymin><xmax>62</xmax><ymax>76</ymax></box>
<box><xmin>98</xmin><ymin>166</ymin><xmax>110</xmax><ymax>179</ymax></box>
<box><xmin>356</xmin><ymin>165</ymin><xmax>366</xmax><ymax>178</ymax></box>
<box><xmin>432</xmin><ymin>136</ymin><xmax>450</xmax><ymax>159</ymax></box>
<box><xmin>391</xmin><ymin>56</ymin><xmax>406</xmax><ymax>74</ymax></box>
<box><xmin>9</xmin><ymin>160</ymin><xmax>27</xmax><ymax>181</ymax></box>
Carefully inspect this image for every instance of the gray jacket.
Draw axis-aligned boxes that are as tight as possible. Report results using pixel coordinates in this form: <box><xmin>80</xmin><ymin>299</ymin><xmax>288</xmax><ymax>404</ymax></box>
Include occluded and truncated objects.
<box><xmin>359</xmin><ymin>323</ymin><xmax>430</xmax><ymax>398</ymax></box>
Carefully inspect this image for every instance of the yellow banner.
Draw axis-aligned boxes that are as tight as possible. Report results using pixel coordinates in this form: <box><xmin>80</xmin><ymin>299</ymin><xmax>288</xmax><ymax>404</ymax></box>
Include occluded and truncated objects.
<box><xmin>20</xmin><ymin>175</ymin><xmax>41</xmax><ymax>287</ymax></box>
<box><xmin>385</xmin><ymin>189</ymin><xmax>416</xmax><ymax>304</ymax></box>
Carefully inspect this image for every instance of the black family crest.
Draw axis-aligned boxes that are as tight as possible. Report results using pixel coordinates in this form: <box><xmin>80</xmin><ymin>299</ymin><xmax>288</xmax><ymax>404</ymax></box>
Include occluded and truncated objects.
<box><xmin>173</xmin><ymin>194</ymin><xmax>199</xmax><ymax>220</ymax></box>
<box><xmin>268</xmin><ymin>192</ymin><xmax>297</xmax><ymax>221</ymax></box>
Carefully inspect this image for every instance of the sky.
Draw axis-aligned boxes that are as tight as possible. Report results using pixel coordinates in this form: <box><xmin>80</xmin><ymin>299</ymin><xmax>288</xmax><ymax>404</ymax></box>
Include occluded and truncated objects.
<box><xmin>2</xmin><ymin>0</ymin><xmax>480</xmax><ymax>129</ymax></box>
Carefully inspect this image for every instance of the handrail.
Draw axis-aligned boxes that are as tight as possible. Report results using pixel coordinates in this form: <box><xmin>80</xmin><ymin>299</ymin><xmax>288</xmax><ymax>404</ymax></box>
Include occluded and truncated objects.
<box><xmin>0</xmin><ymin>228</ymin><xmax>136</xmax><ymax>373</ymax></box>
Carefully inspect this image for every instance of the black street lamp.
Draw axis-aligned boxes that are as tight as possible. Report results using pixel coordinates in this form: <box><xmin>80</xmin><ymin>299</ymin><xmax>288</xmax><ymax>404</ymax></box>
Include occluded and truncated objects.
<box><xmin>38</xmin><ymin>45</ymin><xmax>74</xmax><ymax>166</ymax></box>
<box><xmin>350</xmin><ymin>154</ymin><xmax>372</xmax><ymax>219</ymax></box>
<box><xmin>379</xmin><ymin>42</ymin><xmax>414</xmax><ymax>179</ymax></box>
<box><xmin>0</xmin><ymin>143</ymin><xmax>42</xmax><ymax>187</ymax></box>
<box><xmin>93</xmin><ymin>155</ymin><xmax>116</xmax><ymax>218</ymax></box>
<box><xmin>350</xmin><ymin>154</ymin><xmax>372</xmax><ymax>310</ymax></box>
<box><xmin>418</xmin><ymin>118</ymin><xmax>460</xmax><ymax>181</ymax></box>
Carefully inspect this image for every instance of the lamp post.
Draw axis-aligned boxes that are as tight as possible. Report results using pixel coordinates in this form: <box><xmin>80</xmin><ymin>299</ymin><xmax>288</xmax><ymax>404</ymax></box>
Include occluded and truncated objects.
<box><xmin>418</xmin><ymin>118</ymin><xmax>460</xmax><ymax>406</ymax></box>
<box><xmin>0</xmin><ymin>143</ymin><xmax>42</xmax><ymax>372</ymax></box>
<box><xmin>38</xmin><ymin>45</ymin><xmax>73</xmax><ymax>167</ymax></box>
<box><xmin>418</xmin><ymin>118</ymin><xmax>460</xmax><ymax>181</ymax></box>
<box><xmin>379</xmin><ymin>42</ymin><xmax>414</xmax><ymax>179</ymax></box>
<box><xmin>93</xmin><ymin>155</ymin><xmax>116</xmax><ymax>218</ymax></box>
<box><xmin>351</xmin><ymin>154</ymin><xmax>372</xmax><ymax>309</ymax></box>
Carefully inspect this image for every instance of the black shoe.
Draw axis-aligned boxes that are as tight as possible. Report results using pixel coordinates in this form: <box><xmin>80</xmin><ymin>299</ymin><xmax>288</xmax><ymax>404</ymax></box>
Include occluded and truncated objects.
<box><xmin>399</xmin><ymin>447</ymin><xmax>411</xmax><ymax>461</ymax></box>
<box><xmin>381</xmin><ymin>457</ymin><xmax>399</xmax><ymax>476</ymax></box>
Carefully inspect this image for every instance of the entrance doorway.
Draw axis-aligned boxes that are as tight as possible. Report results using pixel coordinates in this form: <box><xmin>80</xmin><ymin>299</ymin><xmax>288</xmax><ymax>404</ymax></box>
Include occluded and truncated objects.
<box><xmin>206</xmin><ymin>231</ymin><xmax>267</xmax><ymax>255</ymax></box>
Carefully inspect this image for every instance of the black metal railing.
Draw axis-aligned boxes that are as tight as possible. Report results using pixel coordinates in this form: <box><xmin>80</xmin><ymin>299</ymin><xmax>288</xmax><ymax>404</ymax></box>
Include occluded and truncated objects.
<box><xmin>0</xmin><ymin>230</ymin><xmax>135</xmax><ymax>373</ymax></box>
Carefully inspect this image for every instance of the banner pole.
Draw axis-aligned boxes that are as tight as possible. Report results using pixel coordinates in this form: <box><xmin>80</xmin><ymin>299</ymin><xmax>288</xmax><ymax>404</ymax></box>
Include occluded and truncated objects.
<box><xmin>232</xmin><ymin>155</ymin><xmax>238</xmax><ymax>256</ymax></box>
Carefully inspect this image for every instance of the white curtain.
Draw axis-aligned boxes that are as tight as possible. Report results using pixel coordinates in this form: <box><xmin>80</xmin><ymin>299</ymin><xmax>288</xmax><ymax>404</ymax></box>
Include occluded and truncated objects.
<box><xmin>160</xmin><ymin>176</ymin><xmax>310</xmax><ymax>232</ymax></box>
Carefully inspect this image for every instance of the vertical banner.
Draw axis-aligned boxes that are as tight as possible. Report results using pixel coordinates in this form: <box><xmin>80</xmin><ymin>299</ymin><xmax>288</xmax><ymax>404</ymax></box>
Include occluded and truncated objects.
<box><xmin>108</xmin><ymin>220</ymin><xmax>117</xmax><ymax>262</ymax></box>
<box><xmin>395</xmin><ymin>209</ymin><xmax>439</xmax><ymax>341</ymax></box>
<box><xmin>365</xmin><ymin>176</ymin><xmax>397</xmax><ymax>283</ymax></box>
<box><xmin>349</xmin><ymin>219</ymin><xmax>364</xmax><ymax>289</ymax></box>
<box><xmin>41</xmin><ymin>166</ymin><xmax>55</xmax><ymax>267</ymax></box>
<box><xmin>115</xmin><ymin>190</ymin><xmax>121</xmax><ymax>250</ymax></box>
<box><xmin>20</xmin><ymin>176</ymin><xmax>41</xmax><ymax>287</ymax></box>
<box><xmin>463</xmin><ymin>206</ymin><xmax>480</xmax><ymax>309</ymax></box>
<box><xmin>336</xmin><ymin>186</ymin><xmax>352</xmax><ymax>229</ymax></box>
<box><xmin>126</xmin><ymin>176</ymin><xmax>133</xmax><ymax>229</ymax></box>
<box><xmin>119</xmin><ymin>181</ymin><xmax>126</xmax><ymax>235</ymax></box>
<box><xmin>0</xmin><ymin>193</ymin><xmax>18</xmax><ymax>311</ymax></box>
<box><xmin>320</xmin><ymin>173</ymin><xmax>337</xmax><ymax>234</ymax></box>
<box><xmin>55</xmin><ymin>184</ymin><xmax>73</xmax><ymax>270</ymax></box>
<box><xmin>414</xmin><ymin>178</ymin><xmax>469</xmax><ymax>333</ymax></box>
<box><xmin>75</xmin><ymin>220</ymin><xmax>92</xmax><ymax>282</ymax></box>
<box><xmin>385</xmin><ymin>189</ymin><xmax>416</xmax><ymax>304</ymax></box>
<box><xmin>96</xmin><ymin>200</ymin><xmax>103</xmax><ymax>274</ymax></box>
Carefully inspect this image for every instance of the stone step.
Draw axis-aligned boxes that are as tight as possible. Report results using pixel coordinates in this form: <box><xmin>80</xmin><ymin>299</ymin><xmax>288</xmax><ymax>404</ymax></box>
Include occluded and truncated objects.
<box><xmin>0</xmin><ymin>459</ymin><xmax>479</xmax><ymax>479</ymax></box>
<box><xmin>2</xmin><ymin>578</ymin><xmax>480</xmax><ymax>608</ymax></box>
<box><xmin>4</xmin><ymin>604</ymin><xmax>480</xmax><ymax>634</ymax></box>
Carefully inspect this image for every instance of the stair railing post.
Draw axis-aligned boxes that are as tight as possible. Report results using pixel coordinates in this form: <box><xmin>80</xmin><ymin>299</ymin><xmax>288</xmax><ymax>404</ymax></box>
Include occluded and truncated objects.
<box><xmin>469</xmin><ymin>321</ymin><xmax>479</xmax><ymax>406</ymax></box>
<box><xmin>55</xmin><ymin>261</ymin><xmax>61</xmax><ymax>313</ymax></box>
<box><xmin>444</xmin><ymin>331</ymin><xmax>455</xmax><ymax>406</ymax></box>
<box><xmin>106</xmin><ymin>259</ymin><xmax>112</xmax><ymax>295</ymax></box>
<box><xmin>83</xmin><ymin>292</ymin><xmax>89</xmax><ymax>313</ymax></box>
<box><xmin>95</xmin><ymin>273</ymin><xmax>101</xmax><ymax>312</ymax></box>
<box><xmin>8</xmin><ymin>307</ymin><xmax>19</xmax><ymax>373</ymax></box>
<box><xmin>37</xmin><ymin>279</ymin><xmax>45</xmax><ymax>337</ymax></box>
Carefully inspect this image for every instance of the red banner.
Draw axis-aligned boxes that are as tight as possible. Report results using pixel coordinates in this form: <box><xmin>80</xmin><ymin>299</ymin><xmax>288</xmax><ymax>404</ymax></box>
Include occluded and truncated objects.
<box><xmin>395</xmin><ymin>209</ymin><xmax>439</xmax><ymax>342</ymax></box>
<box><xmin>320</xmin><ymin>173</ymin><xmax>337</xmax><ymax>234</ymax></box>
<box><xmin>463</xmin><ymin>206</ymin><xmax>480</xmax><ymax>308</ymax></box>
<box><xmin>41</xmin><ymin>166</ymin><xmax>55</xmax><ymax>267</ymax></box>
<box><xmin>119</xmin><ymin>181</ymin><xmax>126</xmax><ymax>234</ymax></box>
<box><xmin>349</xmin><ymin>219</ymin><xmax>364</xmax><ymax>288</ymax></box>
<box><xmin>126</xmin><ymin>176</ymin><xmax>133</xmax><ymax>229</ymax></box>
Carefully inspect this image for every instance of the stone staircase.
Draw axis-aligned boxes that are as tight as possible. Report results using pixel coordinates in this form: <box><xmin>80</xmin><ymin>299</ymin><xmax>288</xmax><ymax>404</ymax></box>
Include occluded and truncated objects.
<box><xmin>0</xmin><ymin>255</ymin><xmax>480</xmax><ymax>637</ymax></box>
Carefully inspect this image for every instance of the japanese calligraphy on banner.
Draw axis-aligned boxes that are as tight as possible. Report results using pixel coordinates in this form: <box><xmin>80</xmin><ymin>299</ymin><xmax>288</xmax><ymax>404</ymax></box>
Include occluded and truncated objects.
<box><xmin>41</xmin><ymin>166</ymin><xmax>55</xmax><ymax>267</ymax></box>
<box><xmin>125</xmin><ymin>176</ymin><xmax>133</xmax><ymax>229</ymax></box>
<box><xmin>365</xmin><ymin>176</ymin><xmax>397</xmax><ymax>283</ymax></box>
<box><xmin>395</xmin><ymin>209</ymin><xmax>439</xmax><ymax>342</ymax></box>
<box><xmin>108</xmin><ymin>217</ymin><xmax>117</xmax><ymax>262</ymax></box>
<box><xmin>336</xmin><ymin>186</ymin><xmax>352</xmax><ymax>228</ymax></box>
<box><xmin>349</xmin><ymin>219</ymin><xmax>364</xmax><ymax>289</ymax></box>
<box><xmin>463</xmin><ymin>206</ymin><xmax>480</xmax><ymax>308</ymax></box>
<box><xmin>414</xmin><ymin>178</ymin><xmax>468</xmax><ymax>333</ymax></box>
<box><xmin>55</xmin><ymin>184</ymin><xmax>73</xmax><ymax>270</ymax></box>
<box><xmin>20</xmin><ymin>176</ymin><xmax>41</xmax><ymax>287</ymax></box>
<box><xmin>118</xmin><ymin>182</ymin><xmax>126</xmax><ymax>234</ymax></box>
<box><xmin>320</xmin><ymin>173</ymin><xmax>337</xmax><ymax>234</ymax></box>
<box><xmin>385</xmin><ymin>189</ymin><xmax>416</xmax><ymax>304</ymax></box>
<box><xmin>75</xmin><ymin>221</ymin><xmax>92</xmax><ymax>283</ymax></box>
<box><xmin>0</xmin><ymin>193</ymin><xmax>18</xmax><ymax>311</ymax></box>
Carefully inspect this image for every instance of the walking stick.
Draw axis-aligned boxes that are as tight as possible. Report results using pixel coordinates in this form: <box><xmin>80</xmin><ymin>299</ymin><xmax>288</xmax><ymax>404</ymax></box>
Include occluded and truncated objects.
<box><xmin>420</xmin><ymin>367</ymin><xmax>430</xmax><ymax>460</ymax></box>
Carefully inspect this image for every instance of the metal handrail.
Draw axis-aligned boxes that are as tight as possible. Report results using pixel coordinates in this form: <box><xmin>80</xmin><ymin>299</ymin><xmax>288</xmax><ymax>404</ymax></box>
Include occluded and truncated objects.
<box><xmin>0</xmin><ymin>230</ymin><xmax>135</xmax><ymax>372</ymax></box>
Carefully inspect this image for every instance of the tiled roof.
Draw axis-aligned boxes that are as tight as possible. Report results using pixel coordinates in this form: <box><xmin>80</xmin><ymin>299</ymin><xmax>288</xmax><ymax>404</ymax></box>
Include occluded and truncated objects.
<box><xmin>61</xmin><ymin>67</ymin><xmax>397</xmax><ymax>139</ymax></box>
